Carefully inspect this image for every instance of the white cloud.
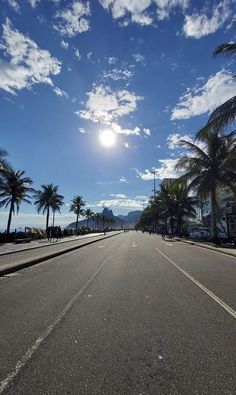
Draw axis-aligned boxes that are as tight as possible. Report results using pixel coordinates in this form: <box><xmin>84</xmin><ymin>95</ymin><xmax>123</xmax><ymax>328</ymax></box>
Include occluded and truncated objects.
<box><xmin>132</xmin><ymin>53</ymin><xmax>145</xmax><ymax>64</ymax></box>
<box><xmin>119</xmin><ymin>176</ymin><xmax>129</xmax><ymax>183</ymax></box>
<box><xmin>60</xmin><ymin>40</ymin><xmax>69</xmax><ymax>49</ymax></box>
<box><xmin>167</xmin><ymin>133</ymin><xmax>207</xmax><ymax>152</ymax></box>
<box><xmin>74</xmin><ymin>48</ymin><xmax>81</xmax><ymax>60</ymax></box>
<box><xmin>0</xmin><ymin>19</ymin><xmax>61</xmax><ymax>94</ymax></box>
<box><xmin>27</xmin><ymin>0</ymin><xmax>40</xmax><ymax>7</ymax></box>
<box><xmin>155</xmin><ymin>0</ymin><xmax>189</xmax><ymax>20</ymax></box>
<box><xmin>54</xmin><ymin>1</ymin><xmax>90</xmax><ymax>37</ymax></box>
<box><xmin>135</xmin><ymin>158</ymin><xmax>182</xmax><ymax>180</ymax></box>
<box><xmin>91</xmin><ymin>197</ymin><xmax>147</xmax><ymax>209</ymax></box>
<box><xmin>99</xmin><ymin>0</ymin><xmax>189</xmax><ymax>25</ymax></box>
<box><xmin>171</xmin><ymin>69</ymin><xmax>236</xmax><ymax>120</ymax></box>
<box><xmin>107</xmin><ymin>56</ymin><xmax>117</xmax><ymax>64</ymax></box>
<box><xmin>111</xmin><ymin>123</ymin><xmax>142</xmax><ymax>136</ymax></box>
<box><xmin>77</xmin><ymin>85</ymin><xmax>142</xmax><ymax>124</ymax></box>
<box><xmin>143</xmin><ymin>128</ymin><xmax>151</xmax><ymax>136</ymax></box>
<box><xmin>7</xmin><ymin>0</ymin><xmax>20</xmax><ymax>12</ymax></box>
<box><xmin>79</xmin><ymin>127</ymin><xmax>86</xmax><ymax>134</ymax></box>
<box><xmin>183</xmin><ymin>0</ymin><xmax>232</xmax><ymax>39</ymax></box>
<box><xmin>102</xmin><ymin>66</ymin><xmax>134</xmax><ymax>81</ymax></box>
<box><xmin>53</xmin><ymin>86</ymin><xmax>68</xmax><ymax>98</ymax></box>
<box><xmin>110</xmin><ymin>193</ymin><xmax>127</xmax><ymax>198</ymax></box>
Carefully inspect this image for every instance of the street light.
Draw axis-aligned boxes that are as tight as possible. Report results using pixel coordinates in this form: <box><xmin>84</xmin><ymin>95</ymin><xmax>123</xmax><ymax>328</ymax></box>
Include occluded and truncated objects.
<box><xmin>151</xmin><ymin>169</ymin><xmax>157</xmax><ymax>196</ymax></box>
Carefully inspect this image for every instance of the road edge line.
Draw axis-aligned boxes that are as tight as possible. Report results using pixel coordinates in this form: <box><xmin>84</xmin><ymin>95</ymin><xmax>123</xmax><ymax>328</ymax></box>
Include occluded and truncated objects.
<box><xmin>154</xmin><ymin>247</ymin><xmax>236</xmax><ymax>320</ymax></box>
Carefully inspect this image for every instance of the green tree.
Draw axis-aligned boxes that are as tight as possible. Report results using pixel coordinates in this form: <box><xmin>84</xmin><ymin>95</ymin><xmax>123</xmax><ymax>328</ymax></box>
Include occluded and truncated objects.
<box><xmin>51</xmin><ymin>192</ymin><xmax>64</xmax><ymax>227</ymax></box>
<box><xmin>176</xmin><ymin>132</ymin><xmax>236</xmax><ymax>242</ymax></box>
<box><xmin>198</xmin><ymin>42</ymin><xmax>236</xmax><ymax>137</ymax></box>
<box><xmin>0</xmin><ymin>148</ymin><xmax>9</xmax><ymax>172</ymax></box>
<box><xmin>84</xmin><ymin>208</ymin><xmax>94</xmax><ymax>227</ymax></box>
<box><xmin>34</xmin><ymin>184</ymin><xmax>63</xmax><ymax>231</ymax></box>
<box><xmin>0</xmin><ymin>169</ymin><xmax>34</xmax><ymax>235</ymax></box>
<box><xmin>69</xmin><ymin>195</ymin><xmax>85</xmax><ymax>234</ymax></box>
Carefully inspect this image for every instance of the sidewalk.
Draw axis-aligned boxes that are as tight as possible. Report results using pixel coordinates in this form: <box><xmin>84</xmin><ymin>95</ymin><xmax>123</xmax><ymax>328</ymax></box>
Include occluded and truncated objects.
<box><xmin>0</xmin><ymin>231</ymin><xmax>122</xmax><ymax>276</ymax></box>
<box><xmin>0</xmin><ymin>233</ymin><xmax>103</xmax><ymax>255</ymax></box>
<box><xmin>175</xmin><ymin>237</ymin><xmax>236</xmax><ymax>258</ymax></box>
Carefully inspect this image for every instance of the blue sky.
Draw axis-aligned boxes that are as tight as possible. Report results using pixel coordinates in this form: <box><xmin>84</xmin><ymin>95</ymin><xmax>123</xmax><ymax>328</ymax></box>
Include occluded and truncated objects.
<box><xmin>0</xmin><ymin>0</ymin><xmax>236</xmax><ymax>228</ymax></box>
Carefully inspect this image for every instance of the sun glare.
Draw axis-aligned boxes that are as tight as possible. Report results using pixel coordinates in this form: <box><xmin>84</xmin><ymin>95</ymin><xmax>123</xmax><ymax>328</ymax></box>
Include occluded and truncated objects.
<box><xmin>99</xmin><ymin>129</ymin><xmax>116</xmax><ymax>148</ymax></box>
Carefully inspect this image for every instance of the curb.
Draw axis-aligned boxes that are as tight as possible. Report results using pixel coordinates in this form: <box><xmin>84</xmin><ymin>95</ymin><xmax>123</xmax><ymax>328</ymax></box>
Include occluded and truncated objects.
<box><xmin>0</xmin><ymin>233</ymin><xmax>103</xmax><ymax>257</ymax></box>
<box><xmin>175</xmin><ymin>238</ymin><xmax>236</xmax><ymax>258</ymax></box>
<box><xmin>0</xmin><ymin>232</ymin><xmax>123</xmax><ymax>277</ymax></box>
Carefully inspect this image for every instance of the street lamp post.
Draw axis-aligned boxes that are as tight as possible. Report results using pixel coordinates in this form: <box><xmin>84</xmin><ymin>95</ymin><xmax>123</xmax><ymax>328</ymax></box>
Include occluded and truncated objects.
<box><xmin>151</xmin><ymin>169</ymin><xmax>157</xmax><ymax>196</ymax></box>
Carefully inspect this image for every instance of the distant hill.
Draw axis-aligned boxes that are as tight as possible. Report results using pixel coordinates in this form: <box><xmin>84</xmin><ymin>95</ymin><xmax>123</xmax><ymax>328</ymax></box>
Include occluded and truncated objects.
<box><xmin>66</xmin><ymin>208</ymin><xmax>142</xmax><ymax>229</ymax></box>
<box><xmin>117</xmin><ymin>210</ymin><xmax>142</xmax><ymax>223</ymax></box>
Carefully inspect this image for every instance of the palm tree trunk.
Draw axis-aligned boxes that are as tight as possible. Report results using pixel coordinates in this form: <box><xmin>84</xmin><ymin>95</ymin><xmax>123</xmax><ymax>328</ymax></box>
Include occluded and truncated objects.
<box><xmin>46</xmin><ymin>207</ymin><xmax>50</xmax><ymax>231</ymax></box>
<box><xmin>170</xmin><ymin>215</ymin><xmax>174</xmax><ymax>234</ymax></box>
<box><xmin>52</xmin><ymin>211</ymin><xmax>55</xmax><ymax>228</ymax></box>
<box><xmin>76</xmin><ymin>213</ymin><xmax>79</xmax><ymax>235</ymax></box>
<box><xmin>7</xmin><ymin>200</ymin><xmax>14</xmax><ymax>235</ymax></box>
<box><xmin>210</xmin><ymin>189</ymin><xmax>218</xmax><ymax>243</ymax></box>
<box><xmin>87</xmin><ymin>217</ymin><xmax>89</xmax><ymax>227</ymax></box>
<box><xmin>177</xmin><ymin>215</ymin><xmax>181</xmax><ymax>236</ymax></box>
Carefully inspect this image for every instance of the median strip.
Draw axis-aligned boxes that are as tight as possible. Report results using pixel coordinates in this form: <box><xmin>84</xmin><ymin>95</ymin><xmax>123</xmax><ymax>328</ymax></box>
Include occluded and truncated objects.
<box><xmin>0</xmin><ymin>232</ymin><xmax>123</xmax><ymax>277</ymax></box>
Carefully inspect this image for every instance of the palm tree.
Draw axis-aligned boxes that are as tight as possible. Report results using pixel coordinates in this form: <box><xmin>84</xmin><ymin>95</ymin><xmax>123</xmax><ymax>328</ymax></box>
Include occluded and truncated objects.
<box><xmin>0</xmin><ymin>169</ymin><xmax>34</xmax><ymax>235</ymax></box>
<box><xmin>0</xmin><ymin>148</ymin><xmax>9</xmax><ymax>172</ymax></box>
<box><xmin>198</xmin><ymin>42</ymin><xmax>236</xmax><ymax>137</ymax></box>
<box><xmin>176</xmin><ymin>132</ymin><xmax>236</xmax><ymax>242</ymax></box>
<box><xmin>84</xmin><ymin>208</ymin><xmax>94</xmax><ymax>227</ymax></box>
<box><xmin>172</xmin><ymin>181</ymin><xmax>197</xmax><ymax>236</ymax></box>
<box><xmin>33</xmin><ymin>184</ymin><xmax>63</xmax><ymax>231</ymax></box>
<box><xmin>51</xmin><ymin>192</ymin><xmax>64</xmax><ymax>227</ymax></box>
<box><xmin>69</xmin><ymin>195</ymin><xmax>85</xmax><ymax>234</ymax></box>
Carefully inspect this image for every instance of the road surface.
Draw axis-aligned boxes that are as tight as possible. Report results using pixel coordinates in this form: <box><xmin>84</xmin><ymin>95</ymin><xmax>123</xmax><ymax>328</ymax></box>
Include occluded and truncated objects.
<box><xmin>0</xmin><ymin>232</ymin><xmax>235</xmax><ymax>394</ymax></box>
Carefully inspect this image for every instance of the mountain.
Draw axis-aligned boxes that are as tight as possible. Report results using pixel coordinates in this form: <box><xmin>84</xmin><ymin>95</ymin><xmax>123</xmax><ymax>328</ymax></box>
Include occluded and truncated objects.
<box><xmin>117</xmin><ymin>211</ymin><xmax>142</xmax><ymax>223</ymax></box>
<box><xmin>66</xmin><ymin>208</ymin><xmax>142</xmax><ymax>229</ymax></box>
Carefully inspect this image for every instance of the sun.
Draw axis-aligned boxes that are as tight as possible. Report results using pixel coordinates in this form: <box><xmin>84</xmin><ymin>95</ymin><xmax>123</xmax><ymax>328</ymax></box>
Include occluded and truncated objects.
<box><xmin>99</xmin><ymin>129</ymin><xmax>116</xmax><ymax>148</ymax></box>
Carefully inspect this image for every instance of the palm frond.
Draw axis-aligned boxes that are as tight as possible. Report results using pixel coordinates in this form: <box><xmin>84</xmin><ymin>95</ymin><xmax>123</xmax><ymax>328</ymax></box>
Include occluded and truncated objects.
<box><xmin>214</xmin><ymin>43</ymin><xmax>236</xmax><ymax>59</ymax></box>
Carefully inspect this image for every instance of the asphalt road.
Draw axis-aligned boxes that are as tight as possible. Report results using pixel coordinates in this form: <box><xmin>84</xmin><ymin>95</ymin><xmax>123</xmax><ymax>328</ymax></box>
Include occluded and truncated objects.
<box><xmin>0</xmin><ymin>232</ymin><xmax>235</xmax><ymax>394</ymax></box>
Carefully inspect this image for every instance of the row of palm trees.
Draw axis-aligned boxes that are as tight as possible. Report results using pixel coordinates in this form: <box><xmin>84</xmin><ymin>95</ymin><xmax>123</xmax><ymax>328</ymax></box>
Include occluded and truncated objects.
<box><xmin>0</xmin><ymin>156</ymin><xmax>115</xmax><ymax>236</ymax></box>
<box><xmin>138</xmin><ymin>38</ymin><xmax>236</xmax><ymax>242</ymax></box>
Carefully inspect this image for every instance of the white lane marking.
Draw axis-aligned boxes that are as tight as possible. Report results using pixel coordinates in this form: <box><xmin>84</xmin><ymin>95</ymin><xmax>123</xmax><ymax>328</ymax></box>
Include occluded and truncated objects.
<box><xmin>0</xmin><ymin>248</ymin><xmax>117</xmax><ymax>394</ymax></box>
<box><xmin>98</xmin><ymin>244</ymin><xmax>107</xmax><ymax>249</ymax></box>
<box><xmin>155</xmin><ymin>247</ymin><xmax>236</xmax><ymax>320</ymax></box>
<box><xmin>132</xmin><ymin>242</ymin><xmax>137</xmax><ymax>248</ymax></box>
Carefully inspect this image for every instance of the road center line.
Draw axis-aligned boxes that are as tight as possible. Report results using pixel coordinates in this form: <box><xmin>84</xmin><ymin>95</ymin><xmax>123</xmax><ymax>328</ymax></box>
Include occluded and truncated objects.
<box><xmin>0</xmin><ymin>247</ymin><xmax>118</xmax><ymax>394</ymax></box>
<box><xmin>154</xmin><ymin>247</ymin><xmax>236</xmax><ymax>320</ymax></box>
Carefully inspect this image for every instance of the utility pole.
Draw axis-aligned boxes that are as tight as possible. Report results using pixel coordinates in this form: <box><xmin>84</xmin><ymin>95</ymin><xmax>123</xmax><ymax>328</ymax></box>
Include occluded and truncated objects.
<box><xmin>151</xmin><ymin>169</ymin><xmax>157</xmax><ymax>196</ymax></box>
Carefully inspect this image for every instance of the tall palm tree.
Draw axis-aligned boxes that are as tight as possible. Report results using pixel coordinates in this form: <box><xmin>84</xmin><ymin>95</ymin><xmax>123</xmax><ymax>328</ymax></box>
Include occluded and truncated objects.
<box><xmin>33</xmin><ymin>184</ymin><xmax>63</xmax><ymax>231</ymax></box>
<box><xmin>84</xmin><ymin>208</ymin><xmax>94</xmax><ymax>227</ymax></box>
<box><xmin>69</xmin><ymin>195</ymin><xmax>85</xmax><ymax>234</ymax></box>
<box><xmin>172</xmin><ymin>181</ymin><xmax>197</xmax><ymax>236</ymax></box>
<box><xmin>0</xmin><ymin>169</ymin><xmax>34</xmax><ymax>235</ymax></box>
<box><xmin>51</xmin><ymin>192</ymin><xmax>64</xmax><ymax>227</ymax></box>
<box><xmin>198</xmin><ymin>42</ymin><xmax>236</xmax><ymax>137</ymax></box>
<box><xmin>176</xmin><ymin>132</ymin><xmax>236</xmax><ymax>242</ymax></box>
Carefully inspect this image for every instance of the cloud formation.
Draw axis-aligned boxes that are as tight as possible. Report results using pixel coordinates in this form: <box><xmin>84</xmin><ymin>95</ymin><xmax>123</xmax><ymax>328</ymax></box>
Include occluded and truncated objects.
<box><xmin>183</xmin><ymin>0</ymin><xmax>232</xmax><ymax>39</ymax></box>
<box><xmin>77</xmin><ymin>84</ymin><xmax>142</xmax><ymax>124</ymax></box>
<box><xmin>99</xmin><ymin>0</ymin><xmax>189</xmax><ymax>25</ymax></box>
<box><xmin>135</xmin><ymin>158</ymin><xmax>182</xmax><ymax>180</ymax></box>
<box><xmin>54</xmin><ymin>1</ymin><xmax>90</xmax><ymax>37</ymax></box>
<box><xmin>171</xmin><ymin>69</ymin><xmax>236</xmax><ymax>120</ymax></box>
<box><xmin>0</xmin><ymin>19</ymin><xmax>61</xmax><ymax>94</ymax></box>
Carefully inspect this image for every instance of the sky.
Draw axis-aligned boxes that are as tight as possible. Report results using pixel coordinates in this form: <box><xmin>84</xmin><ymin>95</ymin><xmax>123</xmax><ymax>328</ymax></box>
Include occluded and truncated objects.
<box><xmin>0</xmin><ymin>0</ymin><xmax>236</xmax><ymax>229</ymax></box>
